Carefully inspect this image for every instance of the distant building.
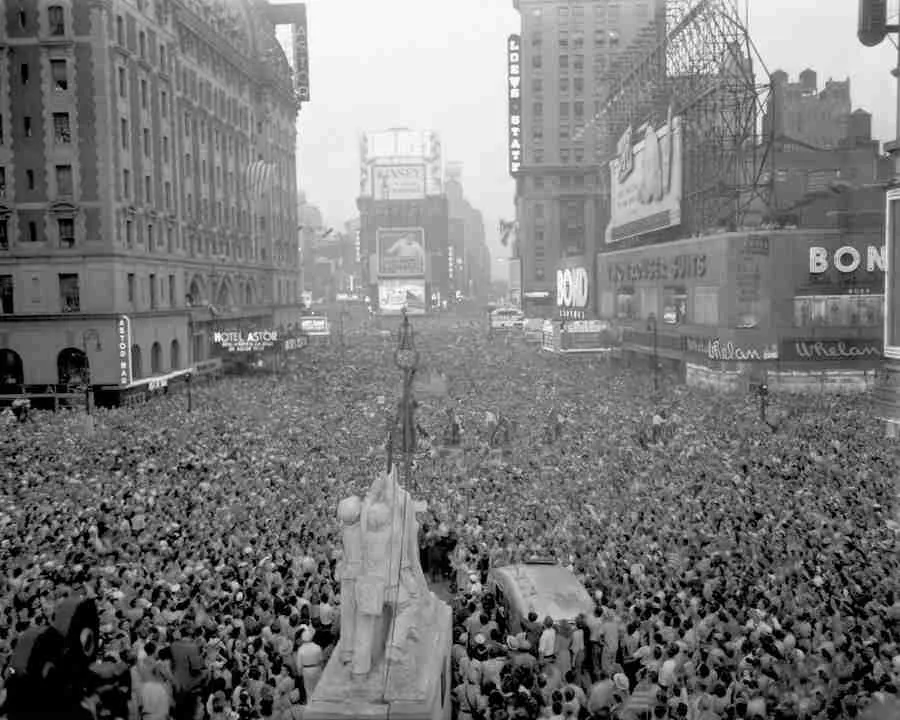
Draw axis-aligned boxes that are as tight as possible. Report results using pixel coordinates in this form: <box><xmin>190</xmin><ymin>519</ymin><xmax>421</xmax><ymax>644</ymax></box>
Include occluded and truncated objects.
<box><xmin>444</xmin><ymin>165</ymin><xmax>490</xmax><ymax>300</ymax></box>
<box><xmin>0</xmin><ymin>0</ymin><xmax>305</xmax><ymax>392</ymax></box>
<box><xmin>511</xmin><ymin>0</ymin><xmax>664</xmax><ymax>315</ymax></box>
<box><xmin>764</xmin><ymin>69</ymin><xmax>856</xmax><ymax>150</ymax></box>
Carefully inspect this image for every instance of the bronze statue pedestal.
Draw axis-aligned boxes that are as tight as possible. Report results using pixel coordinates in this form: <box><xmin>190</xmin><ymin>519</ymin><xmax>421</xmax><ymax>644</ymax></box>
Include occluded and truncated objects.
<box><xmin>306</xmin><ymin>598</ymin><xmax>452</xmax><ymax>720</ymax></box>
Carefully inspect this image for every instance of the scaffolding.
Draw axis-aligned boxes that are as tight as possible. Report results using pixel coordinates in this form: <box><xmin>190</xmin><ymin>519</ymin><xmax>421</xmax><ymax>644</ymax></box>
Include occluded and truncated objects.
<box><xmin>587</xmin><ymin>0</ymin><xmax>773</xmax><ymax>236</ymax></box>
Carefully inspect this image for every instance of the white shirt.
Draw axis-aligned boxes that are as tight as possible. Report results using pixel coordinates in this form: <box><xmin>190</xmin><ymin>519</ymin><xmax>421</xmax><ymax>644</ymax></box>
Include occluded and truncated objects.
<box><xmin>539</xmin><ymin>627</ymin><xmax>557</xmax><ymax>658</ymax></box>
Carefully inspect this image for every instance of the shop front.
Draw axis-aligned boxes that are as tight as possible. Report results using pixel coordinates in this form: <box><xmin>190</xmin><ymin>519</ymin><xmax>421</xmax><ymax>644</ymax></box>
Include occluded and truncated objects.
<box><xmin>597</xmin><ymin>229</ymin><xmax>883</xmax><ymax>391</ymax></box>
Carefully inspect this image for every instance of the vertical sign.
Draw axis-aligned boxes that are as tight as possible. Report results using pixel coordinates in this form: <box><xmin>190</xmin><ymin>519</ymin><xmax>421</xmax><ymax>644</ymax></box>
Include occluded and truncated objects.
<box><xmin>292</xmin><ymin>5</ymin><xmax>310</xmax><ymax>102</ymax></box>
<box><xmin>507</xmin><ymin>35</ymin><xmax>522</xmax><ymax>176</ymax></box>
<box><xmin>117</xmin><ymin>314</ymin><xmax>133</xmax><ymax>386</ymax></box>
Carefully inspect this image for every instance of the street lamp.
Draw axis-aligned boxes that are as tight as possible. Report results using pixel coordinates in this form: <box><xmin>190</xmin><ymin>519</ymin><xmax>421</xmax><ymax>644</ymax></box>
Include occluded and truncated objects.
<box><xmin>758</xmin><ymin>381</ymin><xmax>769</xmax><ymax>425</ymax></box>
<box><xmin>389</xmin><ymin>308</ymin><xmax>420</xmax><ymax>485</ymax></box>
<box><xmin>646</xmin><ymin>313</ymin><xmax>659</xmax><ymax>394</ymax></box>
<box><xmin>81</xmin><ymin>330</ymin><xmax>102</xmax><ymax>415</ymax></box>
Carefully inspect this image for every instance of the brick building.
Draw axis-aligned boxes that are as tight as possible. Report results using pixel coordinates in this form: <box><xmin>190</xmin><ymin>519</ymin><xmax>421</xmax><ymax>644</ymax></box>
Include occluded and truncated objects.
<box><xmin>0</xmin><ymin>0</ymin><xmax>303</xmax><ymax>392</ymax></box>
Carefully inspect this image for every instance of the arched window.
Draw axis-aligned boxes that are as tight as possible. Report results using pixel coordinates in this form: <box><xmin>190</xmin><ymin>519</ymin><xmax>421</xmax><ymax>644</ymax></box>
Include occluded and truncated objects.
<box><xmin>131</xmin><ymin>344</ymin><xmax>143</xmax><ymax>380</ymax></box>
<box><xmin>188</xmin><ymin>277</ymin><xmax>203</xmax><ymax>305</ymax></box>
<box><xmin>216</xmin><ymin>279</ymin><xmax>232</xmax><ymax>309</ymax></box>
<box><xmin>245</xmin><ymin>282</ymin><xmax>254</xmax><ymax>306</ymax></box>
<box><xmin>170</xmin><ymin>339</ymin><xmax>181</xmax><ymax>370</ymax></box>
<box><xmin>150</xmin><ymin>341</ymin><xmax>162</xmax><ymax>374</ymax></box>
<box><xmin>0</xmin><ymin>349</ymin><xmax>24</xmax><ymax>387</ymax></box>
<box><xmin>57</xmin><ymin>347</ymin><xmax>87</xmax><ymax>386</ymax></box>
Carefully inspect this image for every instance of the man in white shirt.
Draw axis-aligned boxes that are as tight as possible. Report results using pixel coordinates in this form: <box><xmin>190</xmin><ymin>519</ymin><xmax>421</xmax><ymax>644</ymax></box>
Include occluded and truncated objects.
<box><xmin>539</xmin><ymin>616</ymin><xmax>558</xmax><ymax>663</ymax></box>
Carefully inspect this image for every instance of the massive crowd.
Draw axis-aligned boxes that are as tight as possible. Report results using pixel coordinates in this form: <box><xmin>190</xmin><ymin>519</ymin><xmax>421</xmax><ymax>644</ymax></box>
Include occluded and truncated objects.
<box><xmin>0</xmin><ymin>313</ymin><xmax>897</xmax><ymax>720</ymax></box>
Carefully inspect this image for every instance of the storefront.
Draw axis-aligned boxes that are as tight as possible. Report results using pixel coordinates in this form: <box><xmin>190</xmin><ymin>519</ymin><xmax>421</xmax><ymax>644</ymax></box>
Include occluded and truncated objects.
<box><xmin>596</xmin><ymin>229</ymin><xmax>884</xmax><ymax>391</ymax></box>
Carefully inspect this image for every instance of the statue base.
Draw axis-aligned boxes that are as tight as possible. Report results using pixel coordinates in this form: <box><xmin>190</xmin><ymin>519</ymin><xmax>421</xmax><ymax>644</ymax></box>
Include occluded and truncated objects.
<box><xmin>306</xmin><ymin>594</ymin><xmax>452</xmax><ymax>720</ymax></box>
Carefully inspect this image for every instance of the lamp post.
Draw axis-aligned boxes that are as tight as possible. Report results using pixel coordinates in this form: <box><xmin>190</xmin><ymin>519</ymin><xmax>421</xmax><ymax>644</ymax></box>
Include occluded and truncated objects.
<box><xmin>758</xmin><ymin>379</ymin><xmax>769</xmax><ymax>425</ymax></box>
<box><xmin>646</xmin><ymin>313</ymin><xmax>659</xmax><ymax>394</ymax></box>
<box><xmin>81</xmin><ymin>329</ymin><xmax>102</xmax><ymax>415</ymax></box>
<box><xmin>389</xmin><ymin>308</ymin><xmax>420</xmax><ymax>488</ymax></box>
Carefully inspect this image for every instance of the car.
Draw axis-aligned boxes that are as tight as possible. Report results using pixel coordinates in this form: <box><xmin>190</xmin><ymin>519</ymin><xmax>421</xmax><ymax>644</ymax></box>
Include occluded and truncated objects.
<box><xmin>490</xmin><ymin>307</ymin><xmax>525</xmax><ymax>330</ymax></box>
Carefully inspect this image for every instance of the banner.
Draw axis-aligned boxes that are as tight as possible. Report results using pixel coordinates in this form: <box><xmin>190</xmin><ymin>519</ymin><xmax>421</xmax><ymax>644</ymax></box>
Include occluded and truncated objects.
<box><xmin>377</xmin><ymin>227</ymin><xmax>426</xmax><ymax>276</ymax></box>
<box><xmin>507</xmin><ymin>35</ymin><xmax>522</xmax><ymax>176</ymax></box>
<box><xmin>372</xmin><ymin>165</ymin><xmax>426</xmax><ymax>201</ymax></box>
<box><xmin>607</xmin><ymin>106</ymin><xmax>682</xmax><ymax>244</ymax></box>
<box><xmin>379</xmin><ymin>278</ymin><xmax>427</xmax><ymax>315</ymax></box>
<box><xmin>117</xmin><ymin>315</ymin><xmax>133</xmax><ymax>386</ymax></box>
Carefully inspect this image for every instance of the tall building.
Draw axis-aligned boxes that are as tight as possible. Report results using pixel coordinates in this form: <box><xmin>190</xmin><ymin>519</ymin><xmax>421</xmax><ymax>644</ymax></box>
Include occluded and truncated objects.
<box><xmin>763</xmin><ymin>70</ymin><xmax>854</xmax><ymax>149</ymax></box>
<box><xmin>445</xmin><ymin>163</ymin><xmax>490</xmax><ymax>300</ymax></box>
<box><xmin>510</xmin><ymin>0</ymin><xmax>663</xmax><ymax>316</ymax></box>
<box><xmin>0</xmin><ymin>0</ymin><xmax>305</xmax><ymax>393</ymax></box>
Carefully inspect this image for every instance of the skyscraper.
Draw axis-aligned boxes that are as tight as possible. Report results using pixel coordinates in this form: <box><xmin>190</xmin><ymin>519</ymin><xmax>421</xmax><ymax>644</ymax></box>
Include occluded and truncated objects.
<box><xmin>511</xmin><ymin>0</ymin><xmax>663</xmax><ymax>315</ymax></box>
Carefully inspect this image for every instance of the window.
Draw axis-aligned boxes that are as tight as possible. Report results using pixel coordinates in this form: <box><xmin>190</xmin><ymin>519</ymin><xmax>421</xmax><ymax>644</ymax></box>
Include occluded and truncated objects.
<box><xmin>162</xmin><ymin>135</ymin><xmax>169</xmax><ymax>161</ymax></box>
<box><xmin>160</xmin><ymin>44</ymin><xmax>167</xmax><ymax>69</ymax></box>
<box><xmin>125</xmin><ymin>219</ymin><xmax>134</xmax><ymax>245</ymax></box>
<box><xmin>139</xmin><ymin>31</ymin><xmax>147</xmax><ymax>58</ymax></box>
<box><xmin>532</xmin><ymin>55</ymin><xmax>542</xmax><ymax>69</ymax></box>
<box><xmin>123</xmin><ymin>168</ymin><xmax>130</xmax><ymax>198</ymax></box>
<box><xmin>558</xmin><ymin>6</ymin><xmax>569</xmax><ymax>18</ymax></box>
<box><xmin>53</xmin><ymin>113</ymin><xmax>71</xmax><ymax>143</ymax></box>
<box><xmin>694</xmin><ymin>287</ymin><xmax>719</xmax><ymax>326</ymax></box>
<box><xmin>560</xmin><ymin>102</ymin><xmax>569</xmax><ymax>119</ymax></box>
<box><xmin>560</xmin><ymin>126</ymin><xmax>570</xmax><ymax>141</ymax></box>
<box><xmin>560</xmin><ymin>78</ymin><xmax>569</xmax><ymax>93</ymax></box>
<box><xmin>662</xmin><ymin>286</ymin><xmax>689</xmax><ymax>325</ymax></box>
<box><xmin>169</xmin><ymin>274</ymin><xmax>176</xmax><ymax>305</ymax></box>
<box><xmin>792</xmin><ymin>294</ymin><xmax>883</xmax><ymax>328</ymax></box>
<box><xmin>0</xmin><ymin>116</ymin><xmax>4</xmax><ymax>145</ymax></box>
<box><xmin>574</xmin><ymin>77</ymin><xmax>584</xmax><ymax>94</ymax></box>
<box><xmin>24</xmin><ymin>117</ymin><xmax>32</xmax><ymax>137</ymax></box>
<box><xmin>27</xmin><ymin>222</ymin><xmax>37</xmax><ymax>242</ymax></box>
<box><xmin>184</xmin><ymin>112</ymin><xmax>191</xmax><ymax>135</ymax></box>
<box><xmin>55</xmin><ymin>165</ymin><xmax>73</xmax><ymax>196</ymax></box>
<box><xmin>574</xmin><ymin>101</ymin><xmax>584</xmax><ymax>119</ymax></box>
<box><xmin>574</xmin><ymin>55</ymin><xmax>584</xmax><ymax>72</ymax></box>
<box><xmin>0</xmin><ymin>168</ymin><xmax>5</xmax><ymax>199</ymax></box>
<box><xmin>149</xmin><ymin>273</ymin><xmax>157</xmax><ymax>307</ymax></box>
<box><xmin>533</xmin><ymin>149</ymin><xmax>544</xmax><ymax>164</ymax></box>
<box><xmin>144</xmin><ymin>175</ymin><xmax>151</xmax><ymax>203</ymax></box>
<box><xmin>18</xmin><ymin>10</ymin><xmax>26</xmax><ymax>29</ymax></box>
<box><xmin>532</xmin><ymin>78</ymin><xmax>542</xmax><ymax>93</ymax></box>
<box><xmin>532</xmin><ymin>126</ymin><xmax>543</xmax><ymax>142</ymax></box>
<box><xmin>20</xmin><ymin>64</ymin><xmax>29</xmax><ymax>84</ymax></box>
<box><xmin>164</xmin><ymin>181</ymin><xmax>172</xmax><ymax>210</ymax></box>
<box><xmin>118</xmin><ymin>67</ymin><xmax>126</xmax><ymax>97</ymax></box>
<box><xmin>573</xmin><ymin>33</ymin><xmax>584</xmax><ymax>50</ymax></box>
<box><xmin>26</xmin><ymin>170</ymin><xmax>34</xmax><ymax>190</ymax></box>
<box><xmin>57</xmin><ymin>218</ymin><xmax>75</xmax><ymax>247</ymax></box>
<box><xmin>141</xmin><ymin>79</ymin><xmax>148</xmax><ymax>108</ymax></box>
<box><xmin>533</xmin><ymin>101</ymin><xmax>543</xmax><ymax>117</ymax></box>
<box><xmin>560</xmin><ymin>148</ymin><xmax>570</xmax><ymax>164</ymax></box>
<box><xmin>574</xmin><ymin>148</ymin><xmax>585</xmax><ymax>163</ymax></box>
<box><xmin>535</xmin><ymin>202</ymin><xmax>545</xmax><ymax>219</ymax></box>
<box><xmin>116</xmin><ymin>15</ymin><xmax>124</xmax><ymax>44</ymax></box>
<box><xmin>51</xmin><ymin>59</ymin><xmax>68</xmax><ymax>91</ymax></box>
<box><xmin>185</xmin><ymin>153</ymin><xmax>192</xmax><ymax>177</ymax></box>
<box><xmin>559</xmin><ymin>54</ymin><xmax>568</xmax><ymax>69</ymax></box>
<box><xmin>559</xmin><ymin>31</ymin><xmax>569</xmax><ymax>50</ymax></box>
<box><xmin>128</xmin><ymin>273</ymin><xmax>135</xmax><ymax>302</ymax></box>
<box><xmin>59</xmin><ymin>273</ymin><xmax>80</xmax><ymax>312</ymax></box>
<box><xmin>48</xmin><ymin>5</ymin><xmax>65</xmax><ymax>35</ymax></box>
<box><xmin>534</xmin><ymin>175</ymin><xmax>545</xmax><ymax>189</ymax></box>
<box><xmin>0</xmin><ymin>218</ymin><xmax>7</xmax><ymax>250</ymax></box>
<box><xmin>161</xmin><ymin>91</ymin><xmax>168</xmax><ymax>117</ymax></box>
<box><xmin>0</xmin><ymin>276</ymin><xmax>12</xmax><ymax>314</ymax></box>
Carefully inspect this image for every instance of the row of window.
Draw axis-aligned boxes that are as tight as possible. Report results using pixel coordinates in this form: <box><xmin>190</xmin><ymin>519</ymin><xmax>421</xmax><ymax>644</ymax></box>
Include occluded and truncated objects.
<box><xmin>126</xmin><ymin>272</ymin><xmax>179</xmax><ymax>309</ymax></box>
<box><xmin>0</xmin><ymin>272</ymin><xmax>80</xmax><ymax>315</ymax></box>
<box><xmin>12</xmin><ymin>5</ymin><xmax>67</xmax><ymax>36</ymax></box>
<box><xmin>601</xmin><ymin>287</ymin><xmax>718</xmax><ymax>326</ymax></box>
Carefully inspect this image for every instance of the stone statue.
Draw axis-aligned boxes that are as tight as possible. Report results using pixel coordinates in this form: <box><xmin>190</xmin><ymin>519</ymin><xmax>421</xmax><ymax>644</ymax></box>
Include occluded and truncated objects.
<box><xmin>340</xmin><ymin>466</ymin><xmax>431</xmax><ymax>678</ymax></box>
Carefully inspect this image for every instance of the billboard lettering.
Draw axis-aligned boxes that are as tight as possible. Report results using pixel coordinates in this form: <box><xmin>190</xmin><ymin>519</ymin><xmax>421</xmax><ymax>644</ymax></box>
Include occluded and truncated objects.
<box><xmin>607</xmin><ymin>106</ymin><xmax>683</xmax><ymax>244</ymax></box>
<box><xmin>781</xmin><ymin>338</ymin><xmax>882</xmax><ymax>362</ymax></box>
<box><xmin>557</xmin><ymin>267</ymin><xmax>589</xmax><ymax>308</ymax></box>
<box><xmin>377</xmin><ymin>227</ymin><xmax>426</xmax><ymax>276</ymax></box>
<box><xmin>117</xmin><ymin>315</ymin><xmax>133</xmax><ymax>386</ymax></box>
<box><xmin>808</xmin><ymin>245</ymin><xmax>885</xmax><ymax>274</ymax></box>
<box><xmin>607</xmin><ymin>254</ymin><xmax>706</xmax><ymax>283</ymax></box>
<box><xmin>212</xmin><ymin>330</ymin><xmax>279</xmax><ymax>353</ymax></box>
<box><xmin>372</xmin><ymin>165</ymin><xmax>427</xmax><ymax>201</ymax></box>
<box><xmin>508</xmin><ymin>35</ymin><xmax>522</xmax><ymax>176</ymax></box>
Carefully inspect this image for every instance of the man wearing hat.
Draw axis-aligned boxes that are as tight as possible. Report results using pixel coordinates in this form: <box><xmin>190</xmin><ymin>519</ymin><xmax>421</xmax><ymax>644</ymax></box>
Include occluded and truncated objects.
<box><xmin>296</xmin><ymin>625</ymin><xmax>323</xmax><ymax>699</ymax></box>
<box><xmin>508</xmin><ymin>633</ymin><xmax>537</xmax><ymax>672</ymax></box>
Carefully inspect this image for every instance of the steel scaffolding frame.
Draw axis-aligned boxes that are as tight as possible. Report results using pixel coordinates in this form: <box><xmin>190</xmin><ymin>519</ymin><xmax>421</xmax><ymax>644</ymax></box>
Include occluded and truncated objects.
<box><xmin>588</xmin><ymin>0</ymin><xmax>772</xmax><ymax>235</ymax></box>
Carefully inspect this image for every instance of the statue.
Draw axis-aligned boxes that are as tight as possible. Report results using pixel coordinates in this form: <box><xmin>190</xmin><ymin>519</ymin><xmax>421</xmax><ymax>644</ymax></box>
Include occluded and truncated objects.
<box><xmin>337</xmin><ymin>466</ymin><xmax>430</xmax><ymax>678</ymax></box>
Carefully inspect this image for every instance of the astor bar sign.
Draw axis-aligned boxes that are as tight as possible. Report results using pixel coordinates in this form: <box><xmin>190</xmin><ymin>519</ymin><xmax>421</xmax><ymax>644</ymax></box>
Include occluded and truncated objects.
<box><xmin>781</xmin><ymin>338</ymin><xmax>882</xmax><ymax>362</ymax></box>
<box><xmin>507</xmin><ymin>35</ymin><xmax>522</xmax><ymax>176</ymax></box>
<box><xmin>212</xmin><ymin>330</ymin><xmax>279</xmax><ymax>353</ymax></box>
<box><xmin>117</xmin><ymin>314</ymin><xmax>133</xmax><ymax>386</ymax></box>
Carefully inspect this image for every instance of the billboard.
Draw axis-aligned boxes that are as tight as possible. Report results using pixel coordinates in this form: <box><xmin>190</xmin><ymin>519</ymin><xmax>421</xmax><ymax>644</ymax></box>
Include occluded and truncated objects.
<box><xmin>292</xmin><ymin>6</ymin><xmax>310</xmax><ymax>102</ymax></box>
<box><xmin>607</xmin><ymin>106</ymin><xmax>683</xmax><ymax>244</ymax></box>
<box><xmin>377</xmin><ymin>227</ymin><xmax>426</xmax><ymax>276</ymax></box>
<box><xmin>379</xmin><ymin>278</ymin><xmax>427</xmax><ymax>315</ymax></box>
<box><xmin>212</xmin><ymin>329</ymin><xmax>280</xmax><ymax>353</ymax></box>
<box><xmin>372</xmin><ymin>165</ymin><xmax>426</xmax><ymax>201</ymax></box>
<box><xmin>507</xmin><ymin>35</ymin><xmax>522</xmax><ymax>176</ymax></box>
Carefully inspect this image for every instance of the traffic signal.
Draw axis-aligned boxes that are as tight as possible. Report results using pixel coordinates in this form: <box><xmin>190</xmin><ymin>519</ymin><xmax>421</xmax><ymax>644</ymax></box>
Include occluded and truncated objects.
<box><xmin>858</xmin><ymin>0</ymin><xmax>888</xmax><ymax>47</ymax></box>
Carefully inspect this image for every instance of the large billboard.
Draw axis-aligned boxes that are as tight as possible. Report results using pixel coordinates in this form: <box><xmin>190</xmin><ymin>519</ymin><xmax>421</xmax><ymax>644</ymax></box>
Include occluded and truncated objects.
<box><xmin>379</xmin><ymin>278</ymin><xmax>427</xmax><ymax>315</ymax></box>
<box><xmin>372</xmin><ymin>165</ymin><xmax>426</xmax><ymax>201</ymax></box>
<box><xmin>377</xmin><ymin>227</ymin><xmax>426</xmax><ymax>276</ymax></box>
<box><xmin>607</xmin><ymin>106</ymin><xmax>683</xmax><ymax>244</ymax></box>
<box><xmin>507</xmin><ymin>35</ymin><xmax>522</xmax><ymax>176</ymax></box>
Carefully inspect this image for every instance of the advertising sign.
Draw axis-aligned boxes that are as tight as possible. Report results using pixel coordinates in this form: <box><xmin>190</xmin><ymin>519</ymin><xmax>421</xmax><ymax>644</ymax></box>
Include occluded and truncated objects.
<box><xmin>557</xmin><ymin>267</ymin><xmax>589</xmax><ymax>319</ymax></box>
<box><xmin>212</xmin><ymin>330</ymin><xmax>279</xmax><ymax>353</ymax></box>
<box><xmin>372</xmin><ymin>165</ymin><xmax>426</xmax><ymax>201</ymax></box>
<box><xmin>117</xmin><ymin>314</ymin><xmax>133</xmax><ymax>386</ymax></box>
<box><xmin>780</xmin><ymin>338</ymin><xmax>882</xmax><ymax>362</ymax></box>
<box><xmin>808</xmin><ymin>244</ymin><xmax>885</xmax><ymax>274</ymax></box>
<box><xmin>299</xmin><ymin>317</ymin><xmax>330</xmax><ymax>336</ymax></box>
<box><xmin>291</xmin><ymin>6</ymin><xmax>310</xmax><ymax>102</ymax></box>
<box><xmin>507</xmin><ymin>35</ymin><xmax>522</xmax><ymax>176</ymax></box>
<box><xmin>377</xmin><ymin>227</ymin><xmax>426</xmax><ymax>276</ymax></box>
<box><xmin>684</xmin><ymin>336</ymin><xmax>778</xmax><ymax>362</ymax></box>
<box><xmin>607</xmin><ymin>106</ymin><xmax>683</xmax><ymax>244</ymax></box>
<box><xmin>379</xmin><ymin>278</ymin><xmax>427</xmax><ymax>315</ymax></box>
<box><xmin>606</xmin><ymin>253</ymin><xmax>706</xmax><ymax>283</ymax></box>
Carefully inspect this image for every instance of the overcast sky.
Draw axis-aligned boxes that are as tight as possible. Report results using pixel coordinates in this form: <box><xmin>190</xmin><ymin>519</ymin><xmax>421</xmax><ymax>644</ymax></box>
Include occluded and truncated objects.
<box><xmin>283</xmin><ymin>0</ymin><xmax>900</xmax><ymax>277</ymax></box>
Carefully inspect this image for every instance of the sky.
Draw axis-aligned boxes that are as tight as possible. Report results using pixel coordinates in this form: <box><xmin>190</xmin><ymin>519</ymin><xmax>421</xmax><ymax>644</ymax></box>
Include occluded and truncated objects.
<box><xmin>280</xmin><ymin>0</ymin><xmax>900</xmax><ymax>279</ymax></box>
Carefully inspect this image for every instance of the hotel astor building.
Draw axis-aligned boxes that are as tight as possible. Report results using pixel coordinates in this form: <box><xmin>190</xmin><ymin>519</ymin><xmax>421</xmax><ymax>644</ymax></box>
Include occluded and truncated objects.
<box><xmin>0</xmin><ymin>0</ymin><xmax>305</xmax><ymax>394</ymax></box>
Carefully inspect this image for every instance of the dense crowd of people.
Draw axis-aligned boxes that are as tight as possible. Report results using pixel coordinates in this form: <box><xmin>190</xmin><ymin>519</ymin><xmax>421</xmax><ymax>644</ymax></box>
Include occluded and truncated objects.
<box><xmin>0</xmin><ymin>312</ymin><xmax>897</xmax><ymax>720</ymax></box>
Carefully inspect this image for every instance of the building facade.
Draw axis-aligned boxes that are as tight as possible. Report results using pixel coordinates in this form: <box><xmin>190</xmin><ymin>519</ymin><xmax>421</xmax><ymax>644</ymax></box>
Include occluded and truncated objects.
<box><xmin>510</xmin><ymin>0</ymin><xmax>663</xmax><ymax>317</ymax></box>
<box><xmin>0</xmin><ymin>0</ymin><xmax>303</xmax><ymax>393</ymax></box>
<box><xmin>763</xmin><ymin>70</ymin><xmax>854</xmax><ymax>150</ymax></box>
<box><xmin>444</xmin><ymin>163</ymin><xmax>490</xmax><ymax>301</ymax></box>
